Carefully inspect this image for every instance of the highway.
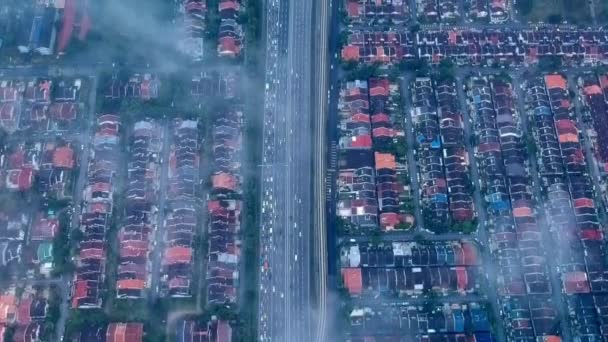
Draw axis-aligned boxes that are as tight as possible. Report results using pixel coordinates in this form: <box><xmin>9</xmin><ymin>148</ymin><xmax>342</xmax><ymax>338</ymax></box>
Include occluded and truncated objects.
<box><xmin>258</xmin><ymin>0</ymin><xmax>315</xmax><ymax>341</ymax></box>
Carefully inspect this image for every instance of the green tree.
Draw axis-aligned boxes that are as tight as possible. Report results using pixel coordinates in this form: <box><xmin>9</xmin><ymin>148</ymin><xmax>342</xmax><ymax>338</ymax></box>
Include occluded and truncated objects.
<box><xmin>538</xmin><ymin>56</ymin><xmax>563</xmax><ymax>72</ymax></box>
<box><xmin>515</xmin><ymin>0</ymin><xmax>534</xmax><ymax>16</ymax></box>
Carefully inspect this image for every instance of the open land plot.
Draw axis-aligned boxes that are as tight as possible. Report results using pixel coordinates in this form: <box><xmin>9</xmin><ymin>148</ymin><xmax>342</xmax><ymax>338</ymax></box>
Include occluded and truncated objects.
<box><xmin>517</xmin><ymin>0</ymin><xmax>592</xmax><ymax>24</ymax></box>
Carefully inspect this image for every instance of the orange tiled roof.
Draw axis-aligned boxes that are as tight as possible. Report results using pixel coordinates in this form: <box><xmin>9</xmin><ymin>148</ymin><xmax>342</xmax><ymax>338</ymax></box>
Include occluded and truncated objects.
<box><xmin>117</xmin><ymin>279</ymin><xmax>145</xmax><ymax>290</ymax></box>
<box><xmin>212</xmin><ymin>173</ymin><xmax>238</xmax><ymax>191</ymax></box>
<box><xmin>52</xmin><ymin>146</ymin><xmax>75</xmax><ymax>168</ymax></box>
<box><xmin>342</xmin><ymin>268</ymin><xmax>363</xmax><ymax>295</ymax></box>
<box><xmin>545</xmin><ymin>74</ymin><xmax>567</xmax><ymax>90</ymax></box>
<box><xmin>375</xmin><ymin>152</ymin><xmax>396</xmax><ymax>170</ymax></box>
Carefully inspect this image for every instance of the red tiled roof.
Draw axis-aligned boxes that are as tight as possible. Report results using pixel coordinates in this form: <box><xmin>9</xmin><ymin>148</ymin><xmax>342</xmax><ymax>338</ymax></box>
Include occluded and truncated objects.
<box><xmin>91</xmin><ymin>182</ymin><xmax>111</xmax><ymax>193</ymax></box>
<box><xmin>350</xmin><ymin>135</ymin><xmax>372</xmax><ymax>148</ymax></box>
<box><xmin>342</xmin><ymin>268</ymin><xmax>363</xmax><ymax>295</ymax></box>
<box><xmin>71</xmin><ymin>281</ymin><xmax>89</xmax><ymax>308</ymax></box>
<box><xmin>455</xmin><ymin>267</ymin><xmax>468</xmax><ymax>290</ymax></box>
<box><xmin>52</xmin><ymin>146</ymin><xmax>75</xmax><ymax>169</ymax></box>
<box><xmin>80</xmin><ymin>248</ymin><xmax>104</xmax><ymax>260</ymax></box>
<box><xmin>15</xmin><ymin>167</ymin><xmax>34</xmax><ymax>191</ymax></box>
<box><xmin>31</xmin><ymin>217</ymin><xmax>58</xmax><ymax>240</ymax></box>
<box><xmin>212</xmin><ymin>173</ymin><xmax>238</xmax><ymax>191</ymax></box>
<box><xmin>545</xmin><ymin>74</ymin><xmax>567</xmax><ymax>90</ymax></box>
<box><xmin>342</xmin><ymin>46</ymin><xmax>360</xmax><ymax>61</ymax></box>
<box><xmin>107</xmin><ymin>323</ymin><xmax>144</xmax><ymax>342</ymax></box>
<box><xmin>564</xmin><ymin>271</ymin><xmax>590</xmax><ymax>294</ymax></box>
<box><xmin>217</xmin><ymin>321</ymin><xmax>232</xmax><ymax>342</ymax></box>
<box><xmin>219</xmin><ymin>37</ymin><xmax>240</xmax><ymax>56</ymax></box>
<box><xmin>574</xmin><ymin>198</ymin><xmax>594</xmax><ymax>208</ymax></box>
<box><xmin>57</xmin><ymin>0</ymin><xmax>75</xmax><ymax>52</ymax></box>
<box><xmin>16</xmin><ymin>298</ymin><xmax>31</xmax><ymax>325</ymax></box>
<box><xmin>49</xmin><ymin>102</ymin><xmax>77</xmax><ymax>120</ymax></box>
<box><xmin>373</xmin><ymin>127</ymin><xmax>394</xmax><ymax>138</ymax></box>
<box><xmin>117</xmin><ymin>279</ymin><xmax>145</xmax><ymax>290</ymax></box>
<box><xmin>219</xmin><ymin>0</ymin><xmax>239</xmax><ymax>11</ymax></box>
<box><xmin>163</xmin><ymin>246</ymin><xmax>192</xmax><ymax>265</ymax></box>
<box><xmin>379</xmin><ymin>212</ymin><xmax>400</xmax><ymax>229</ymax></box>
<box><xmin>371</xmin><ymin>113</ymin><xmax>390</xmax><ymax>123</ymax></box>
<box><xmin>580</xmin><ymin>229</ymin><xmax>603</xmax><ymax>241</ymax></box>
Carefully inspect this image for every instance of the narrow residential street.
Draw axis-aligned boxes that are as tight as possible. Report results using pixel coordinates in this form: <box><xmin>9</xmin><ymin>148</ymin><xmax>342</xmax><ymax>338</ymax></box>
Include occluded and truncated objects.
<box><xmin>150</xmin><ymin>122</ymin><xmax>171</xmax><ymax>300</ymax></box>
<box><xmin>400</xmin><ymin>74</ymin><xmax>424</xmax><ymax>230</ymax></box>
<box><xmin>455</xmin><ymin>73</ymin><xmax>506</xmax><ymax>342</ymax></box>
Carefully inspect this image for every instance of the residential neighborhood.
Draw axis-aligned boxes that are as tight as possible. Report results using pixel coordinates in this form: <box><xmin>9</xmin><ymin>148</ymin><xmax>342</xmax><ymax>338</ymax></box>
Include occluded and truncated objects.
<box><xmin>2</xmin><ymin>0</ymin><xmax>608</xmax><ymax>341</ymax></box>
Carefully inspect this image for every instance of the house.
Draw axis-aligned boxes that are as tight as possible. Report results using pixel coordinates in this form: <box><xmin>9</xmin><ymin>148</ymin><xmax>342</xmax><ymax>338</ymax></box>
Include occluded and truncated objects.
<box><xmin>0</xmin><ymin>290</ymin><xmax>17</xmax><ymax>325</ymax></box>
<box><xmin>340</xmin><ymin>241</ymin><xmax>480</xmax><ymax>297</ymax></box>
<box><xmin>30</xmin><ymin>215</ymin><xmax>58</xmax><ymax>241</ymax></box>
<box><xmin>179</xmin><ymin>0</ymin><xmax>206</xmax><ymax>61</ymax></box>
<box><xmin>175</xmin><ymin>318</ymin><xmax>232</xmax><ymax>342</ymax></box>
<box><xmin>217</xmin><ymin>0</ymin><xmax>243</xmax><ymax>57</ymax></box>
<box><xmin>56</xmin><ymin>0</ymin><xmax>91</xmax><ymax>54</ymax></box>
<box><xmin>106</xmin><ymin>323</ymin><xmax>144</xmax><ymax>342</ymax></box>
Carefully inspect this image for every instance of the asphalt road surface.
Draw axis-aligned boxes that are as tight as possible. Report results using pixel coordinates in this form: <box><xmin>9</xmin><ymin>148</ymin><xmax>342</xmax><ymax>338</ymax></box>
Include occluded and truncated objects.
<box><xmin>258</xmin><ymin>0</ymin><xmax>314</xmax><ymax>341</ymax></box>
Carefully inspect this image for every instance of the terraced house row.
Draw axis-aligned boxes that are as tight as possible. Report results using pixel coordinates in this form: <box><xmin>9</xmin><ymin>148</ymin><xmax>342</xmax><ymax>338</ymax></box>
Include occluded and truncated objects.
<box><xmin>347</xmin><ymin>302</ymin><xmax>494</xmax><ymax>342</ymax></box>
<box><xmin>369</xmin><ymin>78</ymin><xmax>414</xmax><ymax>230</ymax></box>
<box><xmin>72</xmin><ymin>114</ymin><xmax>121</xmax><ymax>309</ymax></box>
<box><xmin>345</xmin><ymin>0</ymin><xmax>409</xmax><ymax>25</ymax></box>
<box><xmin>465</xmin><ymin>0</ymin><xmax>509</xmax><ymax>23</ymax></box>
<box><xmin>116</xmin><ymin>120</ymin><xmax>163</xmax><ymax>299</ymax></box>
<box><xmin>217</xmin><ymin>0</ymin><xmax>243</xmax><ymax>58</ymax></box>
<box><xmin>178</xmin><ymin>0</ymin><xmax>206</xmax><ymax>61</ymax></box>
<box><xmin>526</xmin><ymin>75</ymin><xmax>608</xmax><ymax>340</ymax></box>
<box><xmin>161</xmin><ymin>119</ymin><xmax>201</xmax><ymax>298</ymax></box>
<box><xmin>435</xmin><ymin>79</ymin><xmax>475</xmax><ymax>225</ymax></box>
<box><xmin>410</xmin><ymin>77</ymin><xmax>474</xmax><ymax>233</ymax></box>
<box><xmin>206</xmin><ymin>108</ymin><xmax>243</xmax><ymax>304</ymax></box>
<box><xmin>416</xmin><ymin>0</ymin><xmax>460</xmax><ymax>23</ymax></box>
<box><xmin>337</xmin><ymin>79</ymin><xmax>414</xmax><ymax>232</ymax></box>
<box><xmin>343</xmin><ymin>0</ymin><xmax>508</xmax><ymax>24</ymax></box>
<box><xmin>341</xmin><ymin>240</ymin><xmax>480</xmax><ymax>298</ymax></box>
<box><xmin>341</xmin><ymin>28</ymin><xmax>608</xmax><ymax>66</ymax></box>
<box><xmin>0</xmin><ymin>77</ymin><xmax>82</xmax><ymax>134</ymax></box>
<box><xmin>467</xmin><ymin>76</ymin><xmax>560</xmax><ymax>341</ymax></box>
<box><xmin>580</xmin><ymin>73</ymin><xmax>608</xmax><ymax>204</ymax></box>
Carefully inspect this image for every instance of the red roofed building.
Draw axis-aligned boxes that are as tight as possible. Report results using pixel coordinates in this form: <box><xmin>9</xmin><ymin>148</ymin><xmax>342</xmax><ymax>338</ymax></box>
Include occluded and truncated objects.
<box><xmin>218</xmin><ymin>37</ymin><xmax>240</xmax><ymax>57</ymax></box>
<box><xmin>52</xmin><ymin>146</ymin><xmax>75</xmax><ymax>169</ymax></box>
<box><xmin>16</xmin><ymin>297</ymin><xmax>31</xmax><ymax>325</ymax></box>
<box><xmin>350</xmin><ymin>135</ymin><xmax>373</xmax><ymax>148</ymax></box>
<box><xmin>117</xmin><ymin>279</ymin><xmax>146</xmax><ymax>291</ymax></box>
<box><xmin>342</xmin><ymin>46</ymin><xmax>360</xmax><ymax>61</ymax></box>
<box><xmin>163</xmin><ymin>246</ymin><xmax>193</xmax><ymax>265</ymax></box>
<box><xmin>574</xmin><ymin>198</ymin><xmax>594</xmax><ymax>209</ymax></box>
<box><xmin>342</xmin><ymin>268</ymin><xmax>363</xmax><ymax>295</ymax></box>
<box><xmin>6</xmin><ymin>167</ymin><xmax>34</xmax><ymax>191</ymax></box>
<box><xmin>0</xmin><ymin>103</ymin><xmax>18</xmax><ymax>133</ymax></box>
<box><xmin>563</xmin><ymin>271</ymin><xmax>590</xmax><ymax>294</ymax></box>
<box><xmin>379</xmin><ymin>212</ymin><xmax>401</xmax><ymax>230</ymax></box>
<box><xmin>212</xmin><ymin>173</ymin><xmax>239</xmax><ymax>192</ymax></box>
<box><xmin>106</xmin><ymin>323</ymin><xmax>144</xmax><ymax>342</ymax></box>
<box><xmin>30</xmin><ymin>216</ymin><xmax>58</xmax><ymax>241</ymax></box>
<box><xmin>455</xmin><ymin>267</ymin><xmax>468</xmax><ymax>291</ymax></box>
<box><xmin>216</xmin><ymin>321</ymin><xmax>232</xmax><ymax>342</ymax></box>
<box><xmin>462</xmin><ymin>243</ymin><xmax>477</xmax><ymax>265</ymax></box>
<box><xmin>49</xmin><ymin>102</ymin><xmax>77</xmax><ymax>121</ymax></box>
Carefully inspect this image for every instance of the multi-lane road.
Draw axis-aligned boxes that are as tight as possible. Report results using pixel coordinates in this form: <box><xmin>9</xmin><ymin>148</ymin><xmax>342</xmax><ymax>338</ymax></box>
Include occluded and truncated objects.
<box><xmin>258</xmin><ymin>0</ymin><xmax>319</xmax><ymax>341</ymax></box>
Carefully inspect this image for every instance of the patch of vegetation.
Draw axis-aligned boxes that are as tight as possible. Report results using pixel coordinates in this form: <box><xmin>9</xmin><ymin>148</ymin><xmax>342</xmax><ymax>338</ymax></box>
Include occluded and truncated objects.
<box><xmin>517</xmin><ymin>0</ymin><xmax>591</xmax><ymax>24</ymax></box>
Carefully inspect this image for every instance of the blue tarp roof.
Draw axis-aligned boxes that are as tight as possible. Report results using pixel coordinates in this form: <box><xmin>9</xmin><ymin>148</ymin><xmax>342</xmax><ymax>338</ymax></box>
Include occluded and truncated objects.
<box><xmin>471</xmin><ymin>309</ymin><xmax>491</xmax><ymax>331</ymax></box>
<box><xmin>433</xmin><ymin>193</ymin><xmax>448</xmax><ymax>203</ymax></box>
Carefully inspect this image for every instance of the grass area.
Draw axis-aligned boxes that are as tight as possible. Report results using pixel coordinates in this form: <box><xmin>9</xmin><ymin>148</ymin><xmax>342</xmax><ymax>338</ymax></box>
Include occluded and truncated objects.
<box><xmin>517</xmin><ymin>0</ymin><xmax>592</xmax><ymax>24</ymax></box>
<box><xmin>598</xmin><ymin>0</ymin><xmax>608</xmax><ymax>24</ymax></box>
